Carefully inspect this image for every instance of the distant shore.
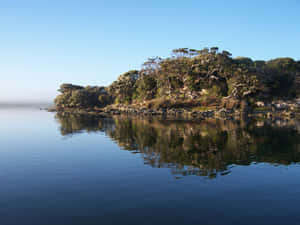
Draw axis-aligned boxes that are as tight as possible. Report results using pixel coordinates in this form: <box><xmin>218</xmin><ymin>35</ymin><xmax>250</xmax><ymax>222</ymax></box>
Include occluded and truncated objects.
<box><xmin>0</xmin><ymin>102</ymin><xmax>53</xmax><ymax>109</ymax></box>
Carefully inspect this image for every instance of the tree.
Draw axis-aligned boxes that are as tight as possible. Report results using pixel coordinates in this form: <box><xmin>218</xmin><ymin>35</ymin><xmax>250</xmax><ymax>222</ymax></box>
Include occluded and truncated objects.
<box><xmin>222</xmin><ymin>50</ymin><xmax>232</xmax><ymax>57</ymax></box>
<box><xmin>172</xmin><ymin>48</ymin><xmax>189</xmax><ymax>58</ymax></box>
<box><xmin>210</xmin><ymin>47</ymin><xmax>219</xmax><ymax>54</ymax></box>
<box><xmin>141</xmin><ymin>57</ymin><xmax>161</xmax><ymax>76</ymax></box>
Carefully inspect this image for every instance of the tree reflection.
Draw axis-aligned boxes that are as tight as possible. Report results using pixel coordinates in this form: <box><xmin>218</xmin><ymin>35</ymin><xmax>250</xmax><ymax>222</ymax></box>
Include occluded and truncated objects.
<box><xmin>55</xmin><ymin>112</ymin><xmax>300</xmax><ymax>178</ymax></box>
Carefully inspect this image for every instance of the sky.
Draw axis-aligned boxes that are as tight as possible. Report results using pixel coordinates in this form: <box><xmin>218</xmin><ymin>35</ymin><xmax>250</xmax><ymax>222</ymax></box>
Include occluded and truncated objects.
<box><xmin>0</xmin><ymin>0</ymin><xmax>299</xmax><ymax>103</ymax></box>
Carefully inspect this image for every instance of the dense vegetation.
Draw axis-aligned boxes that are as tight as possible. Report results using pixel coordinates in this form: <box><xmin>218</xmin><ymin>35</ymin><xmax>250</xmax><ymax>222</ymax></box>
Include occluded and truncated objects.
<box><xmin>55</xmin><ymin>47</ymin><xmax>300</xmax><ymax>111</ymax></box>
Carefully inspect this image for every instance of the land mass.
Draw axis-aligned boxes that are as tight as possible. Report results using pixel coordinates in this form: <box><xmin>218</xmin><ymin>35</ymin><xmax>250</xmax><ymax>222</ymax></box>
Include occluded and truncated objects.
<box><xmin>52</xmin><ymin>47</ymin><xmax>300</xmax><ymax>119</ymax></box>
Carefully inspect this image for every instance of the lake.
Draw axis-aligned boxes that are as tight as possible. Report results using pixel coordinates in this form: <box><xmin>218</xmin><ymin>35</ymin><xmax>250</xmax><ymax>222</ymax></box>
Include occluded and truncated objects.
<box><xmin>1</xmin><ymin>108</ymin><xmax>300</xmax><ymax>225</ymax></box>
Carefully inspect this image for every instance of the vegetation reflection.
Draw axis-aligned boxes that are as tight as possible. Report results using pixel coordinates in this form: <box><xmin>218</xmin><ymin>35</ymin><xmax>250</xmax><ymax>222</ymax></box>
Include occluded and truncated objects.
<box><xmin>55</xmin><ymin>113</ymin><xmax>300</xmax><ymax>178</ymax></box>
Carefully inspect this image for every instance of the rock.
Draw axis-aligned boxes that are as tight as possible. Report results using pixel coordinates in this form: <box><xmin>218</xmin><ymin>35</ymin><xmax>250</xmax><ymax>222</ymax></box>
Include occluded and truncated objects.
<box><xmin>274</xmin><ymin>103</ymin><xmax>288</xmax><ymax>110</ymax></box>
<box><xmin>256</xmin><ymin>101</ymin><xmax>265</xmax><ymax>107</ymax></box>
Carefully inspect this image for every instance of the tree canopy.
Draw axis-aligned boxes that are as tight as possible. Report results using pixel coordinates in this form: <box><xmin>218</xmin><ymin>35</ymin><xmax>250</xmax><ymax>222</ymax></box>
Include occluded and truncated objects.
<box><xmin>55</xmin><ymin>47</ymin><xmax>300</xmax><ymax>110</ymax></box>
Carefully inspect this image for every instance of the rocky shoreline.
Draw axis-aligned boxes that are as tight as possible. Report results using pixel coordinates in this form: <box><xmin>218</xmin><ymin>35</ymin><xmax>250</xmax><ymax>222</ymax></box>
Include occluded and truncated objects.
<box><xmin>47</xmin><ymin>102</ymin><xmax>300</xmax><ymax>121</ymax></box>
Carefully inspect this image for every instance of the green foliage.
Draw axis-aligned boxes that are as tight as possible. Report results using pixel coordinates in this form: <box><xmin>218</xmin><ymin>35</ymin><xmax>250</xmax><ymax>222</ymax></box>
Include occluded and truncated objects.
<box><xmin>136</xmin><ymin>75</ymin><xmax>157</xmax><ymax>100</ymax></box>
<box><xmin>55</xmin><ymin>84</ymin><xmax>111</xmax><ymax>109</ymax></box>
<box><xmin>234</xmin><ymin>57</ymin><xmax>254</xmax><ymax>67</ymax></box>
<box><xmin>266</xmin><ymin>58</ymin><xmax>296</xmax><ymax>71</ymax></box>
<box><xmin>55</xmin><ymin>47</ymin><xmax>300</xmax><ymax>109</ymax></box>
<box><xmin>254</xmin><ymin>60</ymin><xmax>266</xmax><ymax>68</ymax></box>
<box><xmin>107</xmin><ymin>70</ymin><xmax>139</xmax><ymax>104</ymax></box>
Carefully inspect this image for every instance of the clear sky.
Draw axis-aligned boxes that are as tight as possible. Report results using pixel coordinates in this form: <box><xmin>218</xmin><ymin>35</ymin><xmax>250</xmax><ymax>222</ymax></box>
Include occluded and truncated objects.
<box><xmin>0</xmin><ymin>0</ymin><xmax>299</xmax><ymax>103</ymax></box>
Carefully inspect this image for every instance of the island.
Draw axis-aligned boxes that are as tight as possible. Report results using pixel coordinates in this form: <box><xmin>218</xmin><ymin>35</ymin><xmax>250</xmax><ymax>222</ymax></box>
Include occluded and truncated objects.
<box><xmin>51</xmin><ymin>47</ymin><xmax>300</xmax><ymax>119</ymax></box>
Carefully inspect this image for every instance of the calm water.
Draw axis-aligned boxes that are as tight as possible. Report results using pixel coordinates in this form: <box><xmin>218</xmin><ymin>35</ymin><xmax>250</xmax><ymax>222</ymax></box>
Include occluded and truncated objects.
<box><xmin>1</xmin><ymin>108</ymin><xmax>300</xmax><ymax>225</ymax></box>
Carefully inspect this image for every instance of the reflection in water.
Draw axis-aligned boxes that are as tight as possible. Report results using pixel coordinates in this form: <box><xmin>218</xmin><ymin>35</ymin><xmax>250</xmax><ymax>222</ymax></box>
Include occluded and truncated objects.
<box><xmin>55</xmin><ymin>112</ymin><xmax>300</xmax><ymax>178</ymax></box>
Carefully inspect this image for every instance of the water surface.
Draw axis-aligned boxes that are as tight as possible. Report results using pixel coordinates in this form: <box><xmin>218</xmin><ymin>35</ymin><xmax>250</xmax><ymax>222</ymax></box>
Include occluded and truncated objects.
<box><xmin>1</xmin><ymin>108</ymin><xmax>300</xmax><ymax>225</ymax></box>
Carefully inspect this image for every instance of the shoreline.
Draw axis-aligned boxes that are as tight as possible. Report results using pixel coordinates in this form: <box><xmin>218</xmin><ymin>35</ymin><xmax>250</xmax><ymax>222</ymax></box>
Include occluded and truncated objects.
<box><xmin>47</xmin><ymin>105</ymin><xmax>300</xmax><ymax>120</ymax></box>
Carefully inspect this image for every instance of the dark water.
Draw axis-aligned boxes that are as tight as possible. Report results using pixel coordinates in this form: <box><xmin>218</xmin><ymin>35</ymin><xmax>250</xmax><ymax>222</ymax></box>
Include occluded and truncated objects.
<box><xmin>1</xmin><ymin>109</ymin><xmax>300</xmax><ymax>225</ymax></box>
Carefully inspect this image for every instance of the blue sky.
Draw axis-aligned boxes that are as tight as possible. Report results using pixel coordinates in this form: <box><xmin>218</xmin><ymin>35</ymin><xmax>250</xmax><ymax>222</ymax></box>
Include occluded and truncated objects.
<box><xmin>0</xmin><ymin>0</ymin><xmax>299</xmax><ymax>102</ymax></box>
